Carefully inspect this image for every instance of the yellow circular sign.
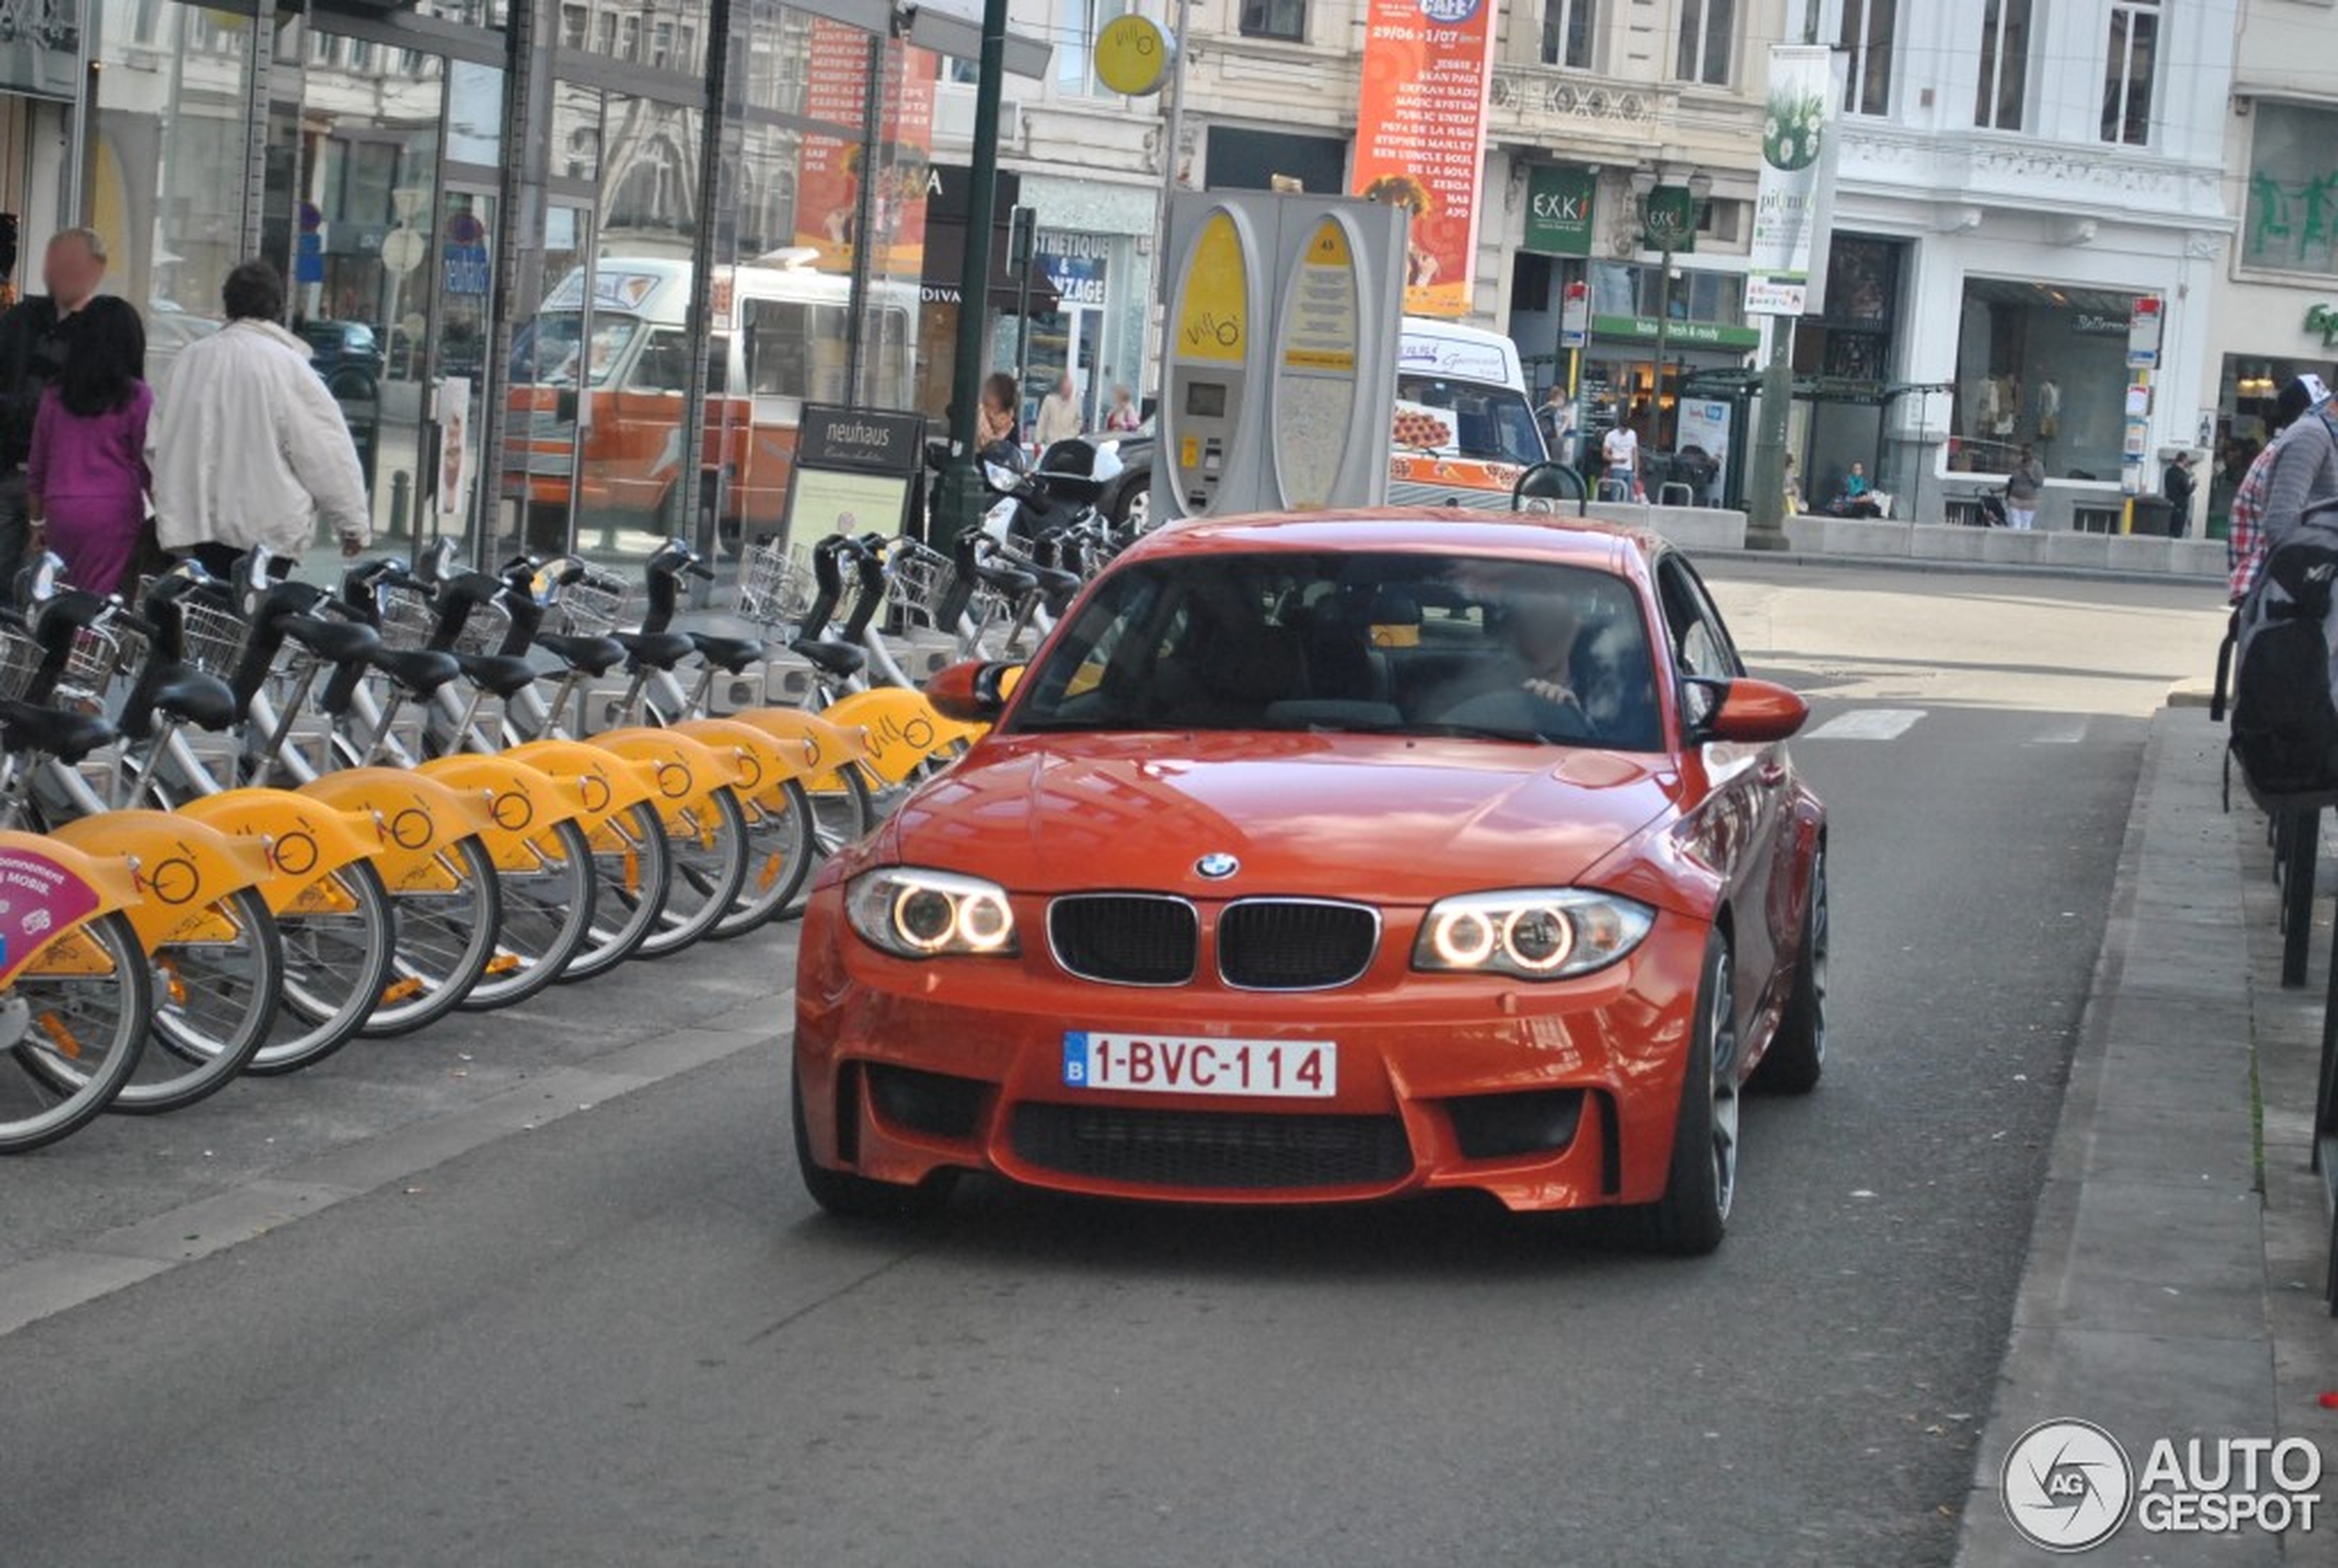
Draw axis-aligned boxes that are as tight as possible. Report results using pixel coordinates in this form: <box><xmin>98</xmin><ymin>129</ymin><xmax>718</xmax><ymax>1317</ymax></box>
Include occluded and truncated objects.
<box><xmin>1095</xmin><ymin>15</ymin><xmax>1175</xmax><ymax>97</ymax></box>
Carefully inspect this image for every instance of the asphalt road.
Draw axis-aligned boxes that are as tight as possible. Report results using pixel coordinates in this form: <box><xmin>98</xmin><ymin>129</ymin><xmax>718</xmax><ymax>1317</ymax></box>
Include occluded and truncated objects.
<box><xmin>0</xmin><ymin>560</ymin><xmax>2229</xmax><ymax>1567</ymax></box>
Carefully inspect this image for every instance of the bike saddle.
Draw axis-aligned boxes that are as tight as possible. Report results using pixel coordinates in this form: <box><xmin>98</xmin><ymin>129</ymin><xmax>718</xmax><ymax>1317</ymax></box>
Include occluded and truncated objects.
<box><xmin>0</xmin><ymin>700</ymin><xmax>116</xmax><ymax>765</ymax></box>
<box><xmin>452</xmin><ymin>651</ymin><xmax>539</xmax><ymax>699</ymax></box>
<box><xmin>535</xmin><ymin>632</ymin><xmax>626</xmax><ymax>676</ymax></box>
<box><xmin>689</xmin><ymin>632</ymin><xmax>767</xmax><ymax>674</ymax></box>
<box><xmin>788</xmin><ymin>638</ymin><xmax>866</xmax><ymax>678</ymax></box>
<box><xmin>150</xmin><ymin>667</ymin><xmax>239</xmax><ymax>732</ymax></box>
<box><xmin>365</xmin><ymin>646</ymin><xmax>463</xmax><ymax>698</ymax></box>
<box><xmin>974</xmin><ymin>562</ymin><xmax>1039</xmax><ymax>594</ymax></box>
<box><xmin>277</xmin><ymin>615</ymin><xmax>382</xmax><ymax>663</ymax></box>
<box><xmin>611</xmin><ymin>629</ymin><xmax>696</xmax><ymax>672</ymax></box>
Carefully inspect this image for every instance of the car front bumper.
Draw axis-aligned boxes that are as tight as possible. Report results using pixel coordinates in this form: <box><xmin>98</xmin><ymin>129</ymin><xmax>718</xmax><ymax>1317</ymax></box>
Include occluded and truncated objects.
<box><xmin>792</xmin><ymin>895</ymin><xmax>1711</xmax><ymax>1213</ymax></box>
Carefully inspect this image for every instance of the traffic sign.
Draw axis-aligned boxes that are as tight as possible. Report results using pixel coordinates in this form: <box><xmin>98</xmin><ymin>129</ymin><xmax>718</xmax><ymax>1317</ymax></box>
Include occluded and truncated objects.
<box><xmin>1559</xmin><ymin>280</ymin><xmax>1590</xmax><ymax>350</ymax></box>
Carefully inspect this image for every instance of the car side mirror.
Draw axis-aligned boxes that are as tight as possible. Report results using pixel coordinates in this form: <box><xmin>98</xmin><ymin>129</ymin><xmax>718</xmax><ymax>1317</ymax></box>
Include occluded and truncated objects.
<box><xmin>1684</xmin><ymin>676</ymin><xmax>1809</xmax><ymax>744</ymax></box>
<box><xmin>927</xmin><ymin>660</ymin><xmax>1019</xmax><ymax>724</ymax></box>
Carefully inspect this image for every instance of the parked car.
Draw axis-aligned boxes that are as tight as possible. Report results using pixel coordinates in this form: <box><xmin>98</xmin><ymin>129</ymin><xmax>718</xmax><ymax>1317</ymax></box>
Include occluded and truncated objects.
<box><xmin>1092</xmin><ymin>420</ymin><xmax>1153</xmax><ymax>530</ymax></box>
<box><xmin>295</xmin><ymin>319</ymin><xmax>386</xmax><ymax>387</ymax></box>
<box><xmin>792</xmin><ymin>508</ymin><xmax>1828</xmax><ymax>1253</ymax></box>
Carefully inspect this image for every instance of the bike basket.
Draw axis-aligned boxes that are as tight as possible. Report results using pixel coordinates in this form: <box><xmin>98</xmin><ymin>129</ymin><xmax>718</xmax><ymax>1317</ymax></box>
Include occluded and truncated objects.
<box><xmin>373</xmin><ymin>584</ymin><xmax>441</xmax><ymax>651</ymax></box>
<box><xmin>60</xmin><ymin>620</ymin><xmax>133</xmax><ymax>703</ymax></box>
<box><xmin>451</xmin><ymin>598</ymin><xmax>514</xmax><ymax>658</ymax></box>
<box><xmin>0</xmin><ymin>625</ymin><xmax>43</xmax><ymax>701</ymax></box>
<box><xmin>555</xmin><ymin>570</ymin><xmax>633</xmax><ymax>637</ymax></box>
<box><xmin>737</xmin><ymin>540</ymin><xmax>815</xmax><ymax>628</ymax></box>
<box><xmin>178</xmin><ymin>597</ymin><xmax>252</xmax><ymax>680</ymax></box>
<box><xmin>885</xmin><ymin>540</ymin><xmax>958</xmax><ymax>630</ymax></box>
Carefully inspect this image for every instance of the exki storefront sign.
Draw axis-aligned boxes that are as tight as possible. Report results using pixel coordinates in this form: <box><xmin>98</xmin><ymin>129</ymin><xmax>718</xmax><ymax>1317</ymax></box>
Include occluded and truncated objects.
<box><xmin>1522</xmin><ymin>167</ymin><xmax>1595</xmax><ymax>258</ymax></box>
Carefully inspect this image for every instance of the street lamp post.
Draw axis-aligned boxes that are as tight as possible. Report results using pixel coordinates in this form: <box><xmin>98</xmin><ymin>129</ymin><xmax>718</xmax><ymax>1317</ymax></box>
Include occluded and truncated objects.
<box><xmin>1629</xmin><ymin>169</ymin><xmax>1710</xmax><ymax>475</ymax></box>
<box><xmin>929</xmin><ymin>0</ymin><xmax>1015</xmax><ymax>548</ymax></box>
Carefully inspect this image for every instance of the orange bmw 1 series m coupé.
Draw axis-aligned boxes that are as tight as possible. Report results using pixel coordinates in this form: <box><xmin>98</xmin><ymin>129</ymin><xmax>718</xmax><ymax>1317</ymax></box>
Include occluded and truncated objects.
<box><xmin>792</xmin><ymin>510</ymin><xmax>1826</xmax><ymax>1253</ymax></box>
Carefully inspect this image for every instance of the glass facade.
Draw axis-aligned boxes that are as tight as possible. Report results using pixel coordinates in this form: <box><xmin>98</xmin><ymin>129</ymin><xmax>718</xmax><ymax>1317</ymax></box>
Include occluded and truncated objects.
<box><xmin>67</xmin><ymin>0</ymin><xmax>935</xmax><ymax>571</ymax></box>
<box><xmin>1950</xmin><ymin>279</ymin><xmax>2135</xmax><ymax>485</ymax></box>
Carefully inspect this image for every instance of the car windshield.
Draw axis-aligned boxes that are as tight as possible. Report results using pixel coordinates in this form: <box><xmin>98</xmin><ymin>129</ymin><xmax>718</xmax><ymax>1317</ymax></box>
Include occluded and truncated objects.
<box><xmin>510</xmin><ymin>312</ymin><xmax>638</xmax><ymax>387</ymax></box>
<box><xmin>1394</xmin><ymin>375</ymin><xmax>1547</xmax><ymax>465</ymax></box>
<box><xmin>1009</xmin><ymin>550</ymin><xmax>1661</xmax><ymax>750</ymax></box>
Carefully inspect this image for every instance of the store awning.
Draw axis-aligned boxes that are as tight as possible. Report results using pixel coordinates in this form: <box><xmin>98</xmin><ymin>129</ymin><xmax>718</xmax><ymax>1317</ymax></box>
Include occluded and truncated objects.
<box><xmin>898</xmin><ymin>0</ymin><xmax>1054</xmax><ymax>79</ymax></box>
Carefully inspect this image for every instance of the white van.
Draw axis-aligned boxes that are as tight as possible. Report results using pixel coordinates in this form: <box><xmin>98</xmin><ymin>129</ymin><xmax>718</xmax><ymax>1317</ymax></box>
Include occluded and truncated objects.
<box><xmin>1387</xmin><ymin>317</ymin><xmax>1549</xmax><ymax>510</ymax></box>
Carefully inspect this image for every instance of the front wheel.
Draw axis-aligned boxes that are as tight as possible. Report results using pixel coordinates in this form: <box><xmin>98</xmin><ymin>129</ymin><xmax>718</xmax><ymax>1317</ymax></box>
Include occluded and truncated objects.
<box><xmin>250</xmin><ymin>859</ymin><xmax>399</xmax><ymax>1076</ymax></box>
<box><xmin>792</xmin><ymin>1063</ymin><xmax>955</xmax><ymax>1220</ymax></box>
<box><xmin>562</xmin><ymin>801</ymin><xmax>675</xmax><ymax>983</ymax></box>
<box><xmin>1753</xmin><ymin>849</ymin><xmax>1827</xmax><ymax>1094</ymax></box>
<box><xmin>1636</xmin><ymin>929</ymin><xmax>1739</xmax><ymax>1256</ymax></box>
<box><xmin>711</xmin><ymin>778</ymin><xmax>816</xmax><ymax>939</ymax></box>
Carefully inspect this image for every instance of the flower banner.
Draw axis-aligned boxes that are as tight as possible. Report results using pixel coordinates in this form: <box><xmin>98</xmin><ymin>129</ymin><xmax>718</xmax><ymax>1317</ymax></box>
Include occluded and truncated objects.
<box><xmin>1745</xmin><ymin>43</ymin><xmax>1837</xmax><ymax>317</ymax></box>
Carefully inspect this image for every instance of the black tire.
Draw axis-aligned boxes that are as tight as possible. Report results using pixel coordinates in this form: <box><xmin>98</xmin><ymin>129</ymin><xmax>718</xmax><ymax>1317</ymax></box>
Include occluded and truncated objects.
<box><xmin>784</xmin><ymin>764</ymin><xmax>879</xmax><ymax>921</ymax></box>
<box><xmin>104</xmin><ymin>884</ymin><xmax>285</xmax><ymax>1115</ymax></box>
<box><xmin>0</xmin><ymin>912</ymin><xmax>154</xmax><ymax>1154</ymax></box>
<box><xmin>1638</xmin><ymin>929</ymin><xmax>1739</xmax><ymax>1257</ymax></box>
<box><xmin>462</xmin><ymin>817</ymin><xmax>599</xmax><ymax>1009</ymax></box>
<box><xmin>562</xmin><ymin>801</ymin><xmax>676</xmax><ymax>983</ymax></box>
<box><xmin>249</xmin><ymin>859</ymin><xmax>398</xmax><ymax>1077</ymax></box>
<box><xmin>635</xmin><ymin>784</ymin><xmax>751</xmax><ymax>959</ymax></box>
<box><xmin>363</xmin><ymin>835</ymin><xmax>504</xmax><ymax>1037</ymax></box>
<box><xmin>1754</xmin><ymin>849</ymin><xmax>1827</xmax><ymax>1095</ymax></box>
<box><xmin>710</xmin><ymin>778</ymin><xmax>816</xmax><ymax>939</ymax></box>
<box><xmin>791</xmin><ymin>1062</ymin><xmax>955</xmax><ymax>1220</ymax></box>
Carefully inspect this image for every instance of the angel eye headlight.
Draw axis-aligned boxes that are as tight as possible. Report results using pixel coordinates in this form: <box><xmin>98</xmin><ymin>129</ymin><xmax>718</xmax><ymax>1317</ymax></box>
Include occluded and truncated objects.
<box><xmin>1413</xmin><ymin>890</ymin><xmax>1653</xmax><ymax>980</ymax></box>
<box><xmin>848</xmin><ymin>868</ymin><xmax>1020</xmax><ymax>959</ymax></box>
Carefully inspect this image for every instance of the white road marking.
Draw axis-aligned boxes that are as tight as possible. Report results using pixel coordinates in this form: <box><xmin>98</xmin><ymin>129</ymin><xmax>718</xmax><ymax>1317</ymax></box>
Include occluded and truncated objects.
<box><xmin>2028</xmin><ymin>718</ymin><xmax>2090</xmax><ymax>744</ymax></box>
<box><xmin>1804</xmin><ymin>709</ymin><xmax>1927</xmax><ymax>741</ymax></box>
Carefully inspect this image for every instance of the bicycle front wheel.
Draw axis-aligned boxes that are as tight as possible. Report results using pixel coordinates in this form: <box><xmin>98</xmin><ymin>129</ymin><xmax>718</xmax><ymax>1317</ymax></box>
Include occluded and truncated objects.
<box><xmin>711</xmin><ymin>778</ymin><xmax>816</xmax><ymax>940</ymax></box>
<box><xmin>249</xmin><ymin>859</ymin><xmax>399</xmax><ymax>1077</ymax></box>
<box><xmin>463</xmin><ymin>818</ymin><xmax>598</xmax><ymax>1010</ymax></box>
<box><xmin>363</xmin><ymin>836</ymin><xmax>503</xmax><ymax>1037</ymax></box>
<box><xmin>562</xmin><ymin>801</ymin><xmax>674</xmax><ymax>983</ymax></box>
<box><xmin>110</xmin><ymin>884</ymin><xmax>284</xmax><ymax>1114</ymax></box>
<box><xmin>0</xmin><ymin>913</ymin><xmax>154</xmax><ymax>1153</ymax></box>
<box><xmin>786</xmin><ymin>764</ymin><xmax>878</xmax><ymax>920</ymax></box>
<box><xmin>636</xmin><ymin>785</ymin><xmax>750</xmax><ymax>959</ymax></box>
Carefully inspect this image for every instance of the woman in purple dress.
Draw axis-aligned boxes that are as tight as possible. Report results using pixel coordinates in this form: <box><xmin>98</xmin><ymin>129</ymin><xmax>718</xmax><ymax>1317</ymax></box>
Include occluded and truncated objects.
<box><xmin>27</xmin><ymin>298</ymin><xmax>151</xmax><ymax>596</ymax></box>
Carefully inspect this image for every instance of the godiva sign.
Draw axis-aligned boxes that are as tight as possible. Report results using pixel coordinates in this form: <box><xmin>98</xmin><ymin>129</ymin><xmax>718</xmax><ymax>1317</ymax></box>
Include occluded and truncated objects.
<box><xmin>2307</xmin><ymin>304</ymin><xmax>2338</xmax><ymax>349</ymax></box>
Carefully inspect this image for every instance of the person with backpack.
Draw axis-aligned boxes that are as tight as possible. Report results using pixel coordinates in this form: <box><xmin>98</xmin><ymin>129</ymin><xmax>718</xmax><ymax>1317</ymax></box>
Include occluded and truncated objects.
<box><xmin>2229</xmin><ymin>375</ymin><xmax>2335</xmax><ymax>601</ymax></box>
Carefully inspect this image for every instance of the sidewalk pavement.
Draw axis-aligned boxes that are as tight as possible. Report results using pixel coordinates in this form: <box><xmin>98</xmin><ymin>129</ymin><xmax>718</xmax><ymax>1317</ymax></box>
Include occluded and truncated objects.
<box><xmin>1955</xmin><ymin>704</ymin><xmax>2338</xmax><ymax>1565</ymax></box>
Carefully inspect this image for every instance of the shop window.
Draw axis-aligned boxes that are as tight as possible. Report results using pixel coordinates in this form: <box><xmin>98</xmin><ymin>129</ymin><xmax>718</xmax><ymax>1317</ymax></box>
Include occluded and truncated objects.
<box><xmin>1839</xmin><ymin>0</ymin><xmax>1894</xmax><ymax>117</ymax></box>
<box><xmin>1542</xmin><ymin>0</ymin><xmax>1593</xmax><ymax>70</ymax></box>
<box><xmin>1240</xmin><ymin>0</ymin><xmax>1304</xmax><ymax>43</ymax></box>
<box><xmin>1674</xmin><ymin>0</ymin><xmax>1731</xmax><ymax>86</ymax></box>
<box><xmin>1952</xmin><ymin>279</ymin><xmax>2135</xmax><ymax>483</ymax></box>
<box><xmin>2101</xmin><ymin>0</ymin><xmax>2159</xmax><ymax>147</ymax></box>
<box><xmin>1974</xmin><ymin>0</ymin><xmax>2029</xmax><ymax>130</ymax></box>
<box><xmin>2242</xmin><ymin>101</ymin><xmax>2338</xmax><ymax>276</ymax></box>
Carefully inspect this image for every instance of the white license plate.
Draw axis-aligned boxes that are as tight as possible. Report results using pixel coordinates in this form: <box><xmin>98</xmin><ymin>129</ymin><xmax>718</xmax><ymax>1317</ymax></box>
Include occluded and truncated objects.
<box><xmin>1062</xmin><ymin>1032</ymin><xmax>1337</xmax><ymax>1099</ymax></box>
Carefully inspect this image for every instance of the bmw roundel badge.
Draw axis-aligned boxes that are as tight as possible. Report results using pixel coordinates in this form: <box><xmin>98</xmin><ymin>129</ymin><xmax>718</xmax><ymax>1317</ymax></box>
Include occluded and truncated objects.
<box><xmin>1196</xmin><ymin>853</ymin><xmax>1240</xmax><ymax>881</ymax></box>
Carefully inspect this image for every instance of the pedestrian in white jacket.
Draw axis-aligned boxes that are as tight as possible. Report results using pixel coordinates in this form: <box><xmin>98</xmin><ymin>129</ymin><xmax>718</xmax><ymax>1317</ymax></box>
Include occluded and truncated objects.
<box><xmin>147</xmin><ymin>259</ymin><xmax>371</xmax><ymax>578</ymax></box>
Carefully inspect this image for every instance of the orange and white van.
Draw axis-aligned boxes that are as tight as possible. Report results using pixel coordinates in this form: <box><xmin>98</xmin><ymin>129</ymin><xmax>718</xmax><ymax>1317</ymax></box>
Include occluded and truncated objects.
<box><xmin>1385</xmin><ymin>317</ymin><xmax>1549</xmax><ymax>510</ymax></box>
<box><xmin>503</xmin><ymin>252</ymin><xmax>917</xmax><ymax>537</ymax></box>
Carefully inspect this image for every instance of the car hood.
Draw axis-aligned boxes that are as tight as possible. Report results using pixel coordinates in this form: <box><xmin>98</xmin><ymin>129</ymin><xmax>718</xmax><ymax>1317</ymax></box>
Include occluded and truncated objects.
<box><xmin>882</xmin><ymin>732</ymin><xmax>1684</xmax><ymax>904</ymax></box>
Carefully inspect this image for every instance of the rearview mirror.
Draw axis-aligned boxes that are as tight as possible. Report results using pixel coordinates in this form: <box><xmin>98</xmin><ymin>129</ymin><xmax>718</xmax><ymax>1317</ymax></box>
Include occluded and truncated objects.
<box><xmin>926</xmin><ymin>660</ymin><xmax>1021</xmax><ymax>724</ymax></box>
<box><xmin>1684</xmin><ymin>677</ymin><xmax>1809</xmax><ymax>744</ymax></box>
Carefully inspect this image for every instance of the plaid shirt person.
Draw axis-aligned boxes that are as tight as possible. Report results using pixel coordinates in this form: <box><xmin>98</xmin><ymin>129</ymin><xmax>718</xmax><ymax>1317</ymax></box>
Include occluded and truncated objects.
<box><xmin>2228</xmin><ymin>444</ymin><xmax>2278</xmax><ymax>602</ymax></box>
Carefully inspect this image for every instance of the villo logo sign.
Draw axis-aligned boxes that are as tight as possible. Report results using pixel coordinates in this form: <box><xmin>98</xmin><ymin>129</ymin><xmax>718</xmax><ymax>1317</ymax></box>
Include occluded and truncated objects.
<box><xmin>2000</xmin><ymin>1420</ymin><xmax>2322</xmax><ymax>1553</ymax></box>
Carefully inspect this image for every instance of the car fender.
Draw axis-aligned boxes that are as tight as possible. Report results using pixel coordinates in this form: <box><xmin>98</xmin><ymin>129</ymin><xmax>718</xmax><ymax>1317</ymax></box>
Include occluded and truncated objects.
<box><xmin>177</xmin><ymin>789</ymin><xmax>386</xmax><ymax>918</ymax></box>
<box><xmin>817</xmin><ymin>688</ymin><xmax>980</xmax><ymax>783</ymax></box>
<box><xmin>416</xmin><ymin>755</ymin><xmax>590</xmax><ymax>872</ymax></box>
<box><xmin>47</xmin><ymin>810</ymin><xmax>277</xmax><ymax>951</ymax></box>
<box><xmin>668</xmin><ymin>717</ymin><xmax>815</xmax><ymax>806</ymax></box>
<box><xmin>0</xmin><ymin>830</ymin><xmax>145</xmax><ymax>985</ymax></box>
<box><xmin>297</xmin><ymin>767</ymin><xmax>500</xmax><ymax>895</ymax></box>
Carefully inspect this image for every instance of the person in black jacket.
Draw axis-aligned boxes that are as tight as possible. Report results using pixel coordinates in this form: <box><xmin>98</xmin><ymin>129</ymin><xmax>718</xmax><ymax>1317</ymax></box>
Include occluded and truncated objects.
<box><xmin>2162</xmin><ymin>450</ymin><xmax>2197</xmax><ymax>538</ymax></box>
<box><xmin>0</xmin><ymin>229</ymin><xmax>135</xmax><ymax>605</ymax></box>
